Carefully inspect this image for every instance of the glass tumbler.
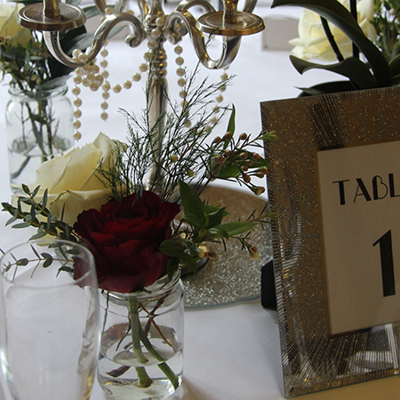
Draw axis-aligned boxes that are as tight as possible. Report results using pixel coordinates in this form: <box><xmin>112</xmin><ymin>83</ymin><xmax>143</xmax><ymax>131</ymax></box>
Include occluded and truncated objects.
<box><xmin>0</xmin><ymin>239</ymin><xmax>100</xmax><ymax>400</ymax></box>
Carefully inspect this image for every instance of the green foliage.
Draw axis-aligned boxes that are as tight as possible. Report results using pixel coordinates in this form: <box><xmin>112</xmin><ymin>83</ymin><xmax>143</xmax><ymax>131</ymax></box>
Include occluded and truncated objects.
<box><xmin>0</xmin><ymin>0</ymin><xmax>100</xmax><ymax>92</ymax></box>
<box><xmin>1</xmin><ymin>185</ymin><xmax>80</xmax><ymax>242</ymax></box>
<box><xmin>160</xmin><ymin>181</ymin><xmax>271</xmax><ymax>273</ymax></box>
<box><xmin>97</xmin><ymin>64</ymin><xmax>274</xmax><ymax>202</ymax></box>
<box><xmin>93</xmin><ymin>66</ymin><xmax>275</xmax><ymax>274</ymax></box>
<box><xmin>2</xmin><ymin>242</ymin><xmax>78</xmax><ymax>280</ymax></box>
<box><xmin>272</xmin><ymin>0</ymin><xmax>400</xmax><ymax>90</ymax></box>
<box><xmin>4</xmin><ymin>63</ymin><xmax>275</xmax><ymax>278</ymax></box>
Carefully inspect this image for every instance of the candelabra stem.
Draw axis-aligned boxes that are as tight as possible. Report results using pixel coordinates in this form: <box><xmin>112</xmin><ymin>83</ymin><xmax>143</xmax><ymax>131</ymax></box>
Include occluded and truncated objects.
<box><xmin>143</xmin><ymin>0</ymin><xmax>169</xmax><ymax>190</ymax></box>
<box><xmin>147</xmin><ymin>38</ymin><xmax>168</xmax><ymax>191</ymax></box>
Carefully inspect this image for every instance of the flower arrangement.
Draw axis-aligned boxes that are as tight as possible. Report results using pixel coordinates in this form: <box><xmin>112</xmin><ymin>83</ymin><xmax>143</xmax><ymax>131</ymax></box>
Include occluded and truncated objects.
<box><xmin>272</xmin><ymin>0</ymin><xmax>400</xmax><ymax>94</ymax></box>
<box><xmin>0</xmin><ymin>0</ymin><xmax>96</xmax><ymax>91</ymax></box>
<box><xmin>289</xmin><ymin>0</ymin><xmax>376</xmax><ymax>61</ymax></box>
<box><xmin>1</xmin><ymin>68</ymin><xmax>273</xmax><ymax>395</ymax></box>
<box><xmin>1</xmin><ymin>0</ymin><xmax>100</xmax><ymax>185</ymax></box>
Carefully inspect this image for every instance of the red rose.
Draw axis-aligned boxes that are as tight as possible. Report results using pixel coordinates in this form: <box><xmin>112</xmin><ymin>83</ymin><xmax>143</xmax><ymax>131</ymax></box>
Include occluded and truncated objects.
<box><xmin>73</xmin><ymin>191</ymin><xmax>180</xmax><ymax>293</ymax></box>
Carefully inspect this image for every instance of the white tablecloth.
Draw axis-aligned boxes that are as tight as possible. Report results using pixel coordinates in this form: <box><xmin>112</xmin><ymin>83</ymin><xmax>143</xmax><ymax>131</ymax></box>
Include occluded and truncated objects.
<box><xmin>1</xmin><ymin>3</ymin><xmax>400</xmax><ymax>399</ymax></box>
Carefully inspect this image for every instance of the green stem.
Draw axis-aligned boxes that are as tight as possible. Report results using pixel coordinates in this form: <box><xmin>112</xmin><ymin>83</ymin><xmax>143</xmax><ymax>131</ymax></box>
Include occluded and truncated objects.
<box><xmin>138</xmin><ymin>322</ymin><xmax>180</xmax><ymax>389</ymax></box>
<box><xmin>128</xmin><ymin>296</ymin><xmax>153</xmax><ymax>388</ymax></box>
<box><xmin>135</xmin><ymin>367</ymin><xmax>153</xmax><ymax>388</ymax></box>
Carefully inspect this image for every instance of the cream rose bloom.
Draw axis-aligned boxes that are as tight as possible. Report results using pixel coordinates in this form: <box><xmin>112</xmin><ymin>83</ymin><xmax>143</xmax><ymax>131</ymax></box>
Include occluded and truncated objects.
<box><xmin>32</xmin><ymin>133</ymin><xmax>124</xmax><ymax>226</ymax></box>
<box><xmin>289</xmin><ymin>0</ymin><xmax>377</xmax><ymax>61</ymax></box>
<box><xmin>0</xmin><ymin>3</ymin><xmax>32</xmax><ymax>47</ymax></box>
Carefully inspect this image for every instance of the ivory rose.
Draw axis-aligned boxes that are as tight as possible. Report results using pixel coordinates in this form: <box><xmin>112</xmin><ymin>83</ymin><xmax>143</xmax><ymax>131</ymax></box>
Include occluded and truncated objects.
<box><xmin>289</xmin><ymin>0</ymin><xmax>377</xmax><ymax>61</ymax></box>
<box><xmin>32</xmin><ymin>133</ymin><xmax>124</xmax><ymax>225</ymax></box>
<box><xmin>0</xmin><ymin>3</ymin><xmax>32</xmax><ymax>47</ymax></box>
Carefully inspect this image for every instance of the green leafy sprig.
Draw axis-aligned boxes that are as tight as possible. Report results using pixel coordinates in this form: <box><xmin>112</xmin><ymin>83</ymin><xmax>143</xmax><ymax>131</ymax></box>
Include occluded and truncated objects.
<box><xmin>1</xmin><ymin>241</ymin><xmax>79</xmax><ymax>280</ymax></box>
<box><xmin>161</xmin><ymin>181</ymin><xmax>271</xmax><ymax>275</ymax></box>
<box><xmin>1</xmin><ymin>184</ymin><xmax>79</xmax><ymax>242</ymax></box>
<box><xmin>1</xmin><ymin>0</ymin><xmax>102</xmax><ymax>92</ymax></box>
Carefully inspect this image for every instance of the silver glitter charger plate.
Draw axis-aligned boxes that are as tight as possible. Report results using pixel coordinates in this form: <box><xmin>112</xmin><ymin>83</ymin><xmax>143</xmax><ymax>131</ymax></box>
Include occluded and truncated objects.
<box><xmin>182</xmin><ymin>185</ymin><xmax>273</xmax><ymax>309</ymax></box>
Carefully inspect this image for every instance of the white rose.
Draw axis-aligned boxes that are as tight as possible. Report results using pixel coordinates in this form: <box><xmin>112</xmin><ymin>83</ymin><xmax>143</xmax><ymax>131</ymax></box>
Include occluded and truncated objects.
<box><xmin>0</xmin><ymin>3</ymin><xmax>33</xmax><ymax>47</ymax></box>
<box><xmin>32</xmin><ymin>132</ymin><xmax>124</xmax><ymax>225</ymax></box>
<box><xmin>289</xmin><ymin>0</ymin><xmax>377</xmax><ymax>61</ymax></box>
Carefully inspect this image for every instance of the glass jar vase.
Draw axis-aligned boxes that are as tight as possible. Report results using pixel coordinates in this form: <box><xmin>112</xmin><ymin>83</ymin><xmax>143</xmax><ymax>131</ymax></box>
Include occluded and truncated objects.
<box><xmin>97</xmin><ymin>271</ymin><xmax>184</xmax><ymax>400</ymax></box>
<box><xmin>5</xmin><ymin>84</ymin><xmax>74</xmax><ymax>190</ymax></box>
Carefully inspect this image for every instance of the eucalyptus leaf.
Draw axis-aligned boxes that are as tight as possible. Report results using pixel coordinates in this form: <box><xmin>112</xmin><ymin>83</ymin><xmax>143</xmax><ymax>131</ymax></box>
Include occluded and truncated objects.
<box><xmin>12</xmin><ymin>222</ymin><xmax>31</xmax><ymax>229</ymax></box>
<box><xmin>29</xmin><ymin>231</ymin><xmax>48</xmax><ymax>240</ymax></box>
<box><xmin>16</xmin><ymin>258</ymin><xmax>29</xmax><ymax>266</ymax></box>
<box><xmin>42</xmin><ymin>189</ymin><xmax>48</xmax><ymax>210</ymax></box>
<box><xmin>31</xmin><ymin>185</ymin><xmax>41</xmax><ymax>198</ymax></box>
<box><xmin>43</xmin><ymin>257</ymin><xmax>54</xmax><ymax>268</ymax></box>
<box><xmin>5</xmin><ymin>216</ymin><xmax>17</xmax><ymax>226</ymax></box>
<box><xmin>22</xmin><ymin>184</ymin><xmax>30</xmax><ymax>195</ymax></box>
<box><xmin>30</xmin><ymin>244</ymin><xmax>41</xmax><ymax>259</ymax></box>
<box><xmin>58</xmin><ymin>265</ymin><xmax>75</xmax><ymax>274</ymax></box>
<box><xmin>20</xmin><ymin>198</ymin><xmax>33</xmax><ymax>206</ymax></box>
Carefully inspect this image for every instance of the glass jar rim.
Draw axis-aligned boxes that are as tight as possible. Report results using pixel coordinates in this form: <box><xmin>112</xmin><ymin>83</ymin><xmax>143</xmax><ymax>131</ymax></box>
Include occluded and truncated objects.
<box><xmin>103</xmin><ymin>269</ymin><xmax>182</xmax><ymax>305</ymax></box>
<box><xmin>8</xmin><ymin>83</ymin><xmax>68</xmax><ymax>99</ymax></box>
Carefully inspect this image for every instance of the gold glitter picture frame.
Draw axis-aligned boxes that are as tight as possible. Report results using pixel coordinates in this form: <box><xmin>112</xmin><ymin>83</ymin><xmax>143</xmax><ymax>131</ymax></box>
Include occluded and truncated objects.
<box><xmin>261</xmin><ymin>86</ymin><xmax>400</xmax><ymax>398</ymax></box>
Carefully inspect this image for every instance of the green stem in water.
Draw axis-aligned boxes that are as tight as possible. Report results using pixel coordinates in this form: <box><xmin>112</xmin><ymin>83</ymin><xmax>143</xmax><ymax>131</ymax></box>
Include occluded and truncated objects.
<box><xmin>138</xmin><ymin>322</ymin><xmax>180</xmax><ymax>389</ymax></box>
<box><xmin>128</xmin><ymin>296</ymin><xmax>153</xmax><ymax>388</ymax></box>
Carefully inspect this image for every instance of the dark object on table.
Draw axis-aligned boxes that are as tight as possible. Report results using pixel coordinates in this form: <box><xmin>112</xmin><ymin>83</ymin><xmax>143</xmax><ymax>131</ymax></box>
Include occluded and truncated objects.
<box><xmin>261</xmin><ymin>260</ymin><xmax>276</xmax><ymax>310</ymax></box>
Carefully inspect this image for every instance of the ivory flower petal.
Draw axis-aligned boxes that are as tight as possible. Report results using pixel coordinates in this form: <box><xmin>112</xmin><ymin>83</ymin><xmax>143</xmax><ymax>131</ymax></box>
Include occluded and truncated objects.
<box><xmin>290</xmin><ymin>0</ymin><xmax>377</xmax><ymax>61</ymax></box>
<box><xmin>31</xmin><ymin>133</ymin><xmax>124</xmax><ymax>225</ymax></box>
<box><xmin>47</xmin><ymin>188</ymin><xmax>115</xmax><ymax>226</ymax></box>
<box><xmin>34</xmin><ymin>132</ymin><xmax>121</xmax><ymax>193</ymax></box>
<box><xmin>0</xmin><ymin>4</ymin><xmax>33</xmax><ymax>47</ymax></box>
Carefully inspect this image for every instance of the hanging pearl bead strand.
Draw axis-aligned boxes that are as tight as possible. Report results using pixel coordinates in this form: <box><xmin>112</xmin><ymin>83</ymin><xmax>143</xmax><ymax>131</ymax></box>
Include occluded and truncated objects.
<box><xmin>70</xmin><ymin>7</ymin><xmax>230</xmax><ymax>141</ymax></box>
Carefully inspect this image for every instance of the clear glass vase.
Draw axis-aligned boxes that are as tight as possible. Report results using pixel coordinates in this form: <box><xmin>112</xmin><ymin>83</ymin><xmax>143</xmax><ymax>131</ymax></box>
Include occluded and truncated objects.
<box><xmin>5</xmin><ymin>84</ymin><xmax>74</xmax><ymax>190</ymax></box>
<box><xmin>97</xmin><ymin>271</ymin><xmax>184</xmax><ymax>400</ymax></box>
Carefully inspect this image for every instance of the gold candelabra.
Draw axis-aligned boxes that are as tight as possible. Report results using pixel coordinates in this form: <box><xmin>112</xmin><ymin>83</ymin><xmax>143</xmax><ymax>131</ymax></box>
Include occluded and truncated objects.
<box><xmin>18</xmin><ymin>0</ymin><xmax>265</xmax><ymax>182</ymax></box>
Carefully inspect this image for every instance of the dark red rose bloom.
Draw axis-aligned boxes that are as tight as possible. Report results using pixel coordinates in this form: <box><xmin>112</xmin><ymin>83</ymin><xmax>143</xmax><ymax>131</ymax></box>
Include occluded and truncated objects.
<box><xmin>73</xmin><ymin>191</ymin><xmax>180</xmax><ymax>293</ymax></box>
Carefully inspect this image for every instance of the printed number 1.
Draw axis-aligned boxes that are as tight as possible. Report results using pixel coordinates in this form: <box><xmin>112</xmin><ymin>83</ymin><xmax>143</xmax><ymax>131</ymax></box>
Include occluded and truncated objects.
<box><xmin>373</xmin><ymin>230</ymin><xmax>396</xmax><ymax>297</ymax></box>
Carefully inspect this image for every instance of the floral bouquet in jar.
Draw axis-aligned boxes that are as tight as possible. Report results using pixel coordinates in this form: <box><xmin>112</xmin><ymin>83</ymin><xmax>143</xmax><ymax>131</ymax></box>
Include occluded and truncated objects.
<box><xmin>2</xmin><ymin>69</ymin><xmax>274</xmax><ymax>399</ymax></box>
<box><xmin>272</xmin><ymin>0</ymin><xmax>400</xmax><ymax>95</ymax></box>
<box><xmin>0</xmin><ymin>0</ymin><xmax>104</xmax><ymax>187</ymax></box>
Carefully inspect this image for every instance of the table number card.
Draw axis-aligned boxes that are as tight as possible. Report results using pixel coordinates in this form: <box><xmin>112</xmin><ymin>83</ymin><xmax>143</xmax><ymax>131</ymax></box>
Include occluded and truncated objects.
<box><xmin>261</xmin><ymin>86</ymin><xmax>400</xmax><ymax>398</ymax></box>
<box><xmin>317</xmin><ymin>140</ymin><xmax>400</xmax><ymax>335</ymax></box>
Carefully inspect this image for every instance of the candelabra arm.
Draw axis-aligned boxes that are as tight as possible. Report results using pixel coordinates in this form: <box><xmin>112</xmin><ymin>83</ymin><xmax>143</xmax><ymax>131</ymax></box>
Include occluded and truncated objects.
<box><xmin>43</xmin><ymin>13</ymin><xmax>145</xmax><ymax>68</ymax></box>
<box><xmin>243</xmin><ymin>0</ymin><xmax>258</xmax><ymax>13</ymax></box>
<box><xmin>165</xmin><ymin>10</ymin><xmax>241</xmax><ymax>69</ymax></box>
<box><xmin>176</xmin><ymin>0</ymin><xmax>216</xmax><ymax>13</ymax></box>
<box><xmin>138</xmin><ymin>0</ymin><xmax>149</xmax><ymax>23</ymax></box>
